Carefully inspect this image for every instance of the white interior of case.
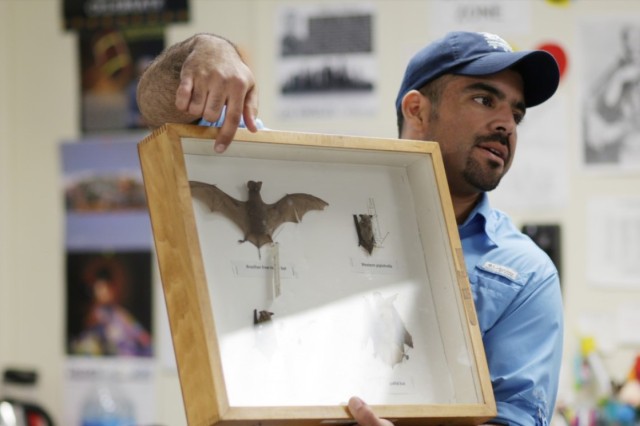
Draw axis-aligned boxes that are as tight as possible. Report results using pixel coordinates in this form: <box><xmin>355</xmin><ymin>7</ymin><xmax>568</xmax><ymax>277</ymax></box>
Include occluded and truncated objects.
<box><xmin>181</xmin><ymin>137</ymin><xmax>482</xmax><ymax>407</ymax></box>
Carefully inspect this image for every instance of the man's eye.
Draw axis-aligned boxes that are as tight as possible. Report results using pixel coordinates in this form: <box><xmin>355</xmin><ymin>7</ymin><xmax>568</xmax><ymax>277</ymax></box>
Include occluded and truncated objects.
<box><xmin>514</xmin><ymin>113</ymin><xmax>524</xmax><ymax>125</ymax></box>
<box><xmin>473</xmin><ymin>96</ymin><xmax>492</xmax><ymax>107</ymax></box>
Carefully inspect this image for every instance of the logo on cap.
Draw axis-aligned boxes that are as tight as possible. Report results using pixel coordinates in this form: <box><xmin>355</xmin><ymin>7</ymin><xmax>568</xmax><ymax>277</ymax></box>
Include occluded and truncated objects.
<box><xmin>480</xmin><ymin>32</ymin><xmax>513</xmax><ymax>52</ymax></box>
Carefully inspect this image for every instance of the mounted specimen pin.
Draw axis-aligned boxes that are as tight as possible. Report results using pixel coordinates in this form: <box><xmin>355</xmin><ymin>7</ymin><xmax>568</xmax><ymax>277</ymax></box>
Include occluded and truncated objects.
<box><xmin>270</xmin><ymin>242</ymin><xmax>282</xmax><ymax>298</ymax></box>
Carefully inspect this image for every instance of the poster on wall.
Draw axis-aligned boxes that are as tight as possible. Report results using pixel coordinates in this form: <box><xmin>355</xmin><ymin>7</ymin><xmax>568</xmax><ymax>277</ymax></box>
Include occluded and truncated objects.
<box><xmin>580</xmin><ymin>19</ymin><xmax>640</xmax><ymax>173</ymax></box>
<box><xmin>428</xmin><ymin>0</ymin><xmax>531</xmax><ymax>36</ymax></box>
<box><xmin>520</xmin><ymin>224</ymin><xmax>562</xmax><ymax>279</ymax></box>
<box><xmin>66</xmin><ymin>250</ymin><xmax>153</xmax><ymax>357</ymax></box>
<box><xmin>62</xmin><ymin>137</ymin><xmax>154</xmax><ymax>356</ymax></box>
<box><xmin>586</xmin><ymin>195</ymin><xmax>640</xmax><ymax>289</ymax></box>
<box><xmin>277</xmin><ymin>2</ymin><xmax>376</xmax><ymax>119</ymax></box>
<box><xmin>61</xmin><ymin>136</ymin><xmax>158</xmax><ymax>425</ymax></box>
<box><xmin>79</xmin><ymin>27</ymin><xmax>164</xmax><ymax>133</ymax></box>
<box><xmin>63</xmin><ymin>0</ymin><xmax>189</xmax><ymax>30</ymax></box>
<box><xmin>62</xmin><ymin>136</ymin><xmax>151</xmax><ymax>250</ymax></box>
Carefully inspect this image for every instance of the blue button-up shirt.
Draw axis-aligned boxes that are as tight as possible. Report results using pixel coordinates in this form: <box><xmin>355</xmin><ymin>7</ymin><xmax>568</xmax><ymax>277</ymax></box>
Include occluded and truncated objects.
<box><xmin>459</xmin><ymin>193</ymin><xmax>563</xmax><ymax>426</ymax></box>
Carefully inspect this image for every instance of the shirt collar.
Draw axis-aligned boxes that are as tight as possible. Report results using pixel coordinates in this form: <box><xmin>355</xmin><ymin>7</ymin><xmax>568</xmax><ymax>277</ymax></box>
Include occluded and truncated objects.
<box><xmin>458</xmin><ymin>193</ymin><xmax>498</xmax><ymax>247</ymax></box>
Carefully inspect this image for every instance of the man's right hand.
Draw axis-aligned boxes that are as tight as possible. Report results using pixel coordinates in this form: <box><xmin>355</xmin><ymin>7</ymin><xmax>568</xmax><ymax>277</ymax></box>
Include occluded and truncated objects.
<box><xmin>137</xmin><ymin>33</ymin><xmax>259</xmax><ymax>152</ymax></box>
<box><xmin>176</xmin><ymin>34</ymin><xmax>259</xmax><ymax>152</ymax></box>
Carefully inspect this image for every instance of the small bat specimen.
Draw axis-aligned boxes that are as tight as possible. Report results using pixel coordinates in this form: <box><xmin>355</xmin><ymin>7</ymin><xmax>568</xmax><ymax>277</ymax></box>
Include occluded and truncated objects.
<box><xmin>367</xmin><ymin>292</ymin><xmax>414</xmax><ymax>367</ymax></box>
<box><xmin>189</xmin><ymin>180</ymin><xmax>328</xmax><ymax>249</ymax></box>
<box><xmin>354</xmin><ymin>214</ymin><xmax>376</xmax><ymax>255</ymax></box>
<box><xmin>254</xmin><ymin>309</ymin><xmax>274</xmax><ymax>325</ymax></box>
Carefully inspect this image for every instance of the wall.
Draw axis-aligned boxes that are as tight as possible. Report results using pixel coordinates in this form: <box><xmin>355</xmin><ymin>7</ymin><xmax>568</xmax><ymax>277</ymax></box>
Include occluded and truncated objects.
<box><xmin>0</xmin><ymin>3</ymin><xmax>11</xmax><ymax>372</ymax></box>
<box><xmin>0</xmin><ymin>0</ymin><xmax>638</xmax><ymax>425</ymax></box>
<box><xmin>0</xmin><ymin>0</ymin><xmax>10</xmax><ymax>376</ymax></box>
<box><xmin>0</xmin><ymin>0</ymin><xmax>76</xmax><ymax>420</ymax></box>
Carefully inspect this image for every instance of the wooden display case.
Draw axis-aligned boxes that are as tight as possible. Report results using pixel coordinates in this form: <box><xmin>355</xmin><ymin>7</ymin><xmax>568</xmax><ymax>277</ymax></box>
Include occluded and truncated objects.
<box><xmin>138</xmin><ymin>124</ymin><xmax>495</xmax><ymax>425</ymax></box>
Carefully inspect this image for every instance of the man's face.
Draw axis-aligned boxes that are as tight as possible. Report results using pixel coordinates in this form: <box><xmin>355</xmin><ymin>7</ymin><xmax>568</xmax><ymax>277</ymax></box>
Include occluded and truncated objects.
<box><xmin>418</xmin><ymin>70</ymin><xmax>525</xmax><ymax>197</ymax></box>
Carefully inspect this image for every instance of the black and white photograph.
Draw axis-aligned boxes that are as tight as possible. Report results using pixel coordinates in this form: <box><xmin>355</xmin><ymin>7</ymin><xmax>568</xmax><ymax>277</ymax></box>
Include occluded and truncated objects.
<box><xmin>277</xmin><ymin>3</ymin><xmax>377</xmax><ymax>119</ymax></box>
<box><xmin>581</xmin><ymin>20</ymin><xmax>640</xmax><ymax>171</ymax></box>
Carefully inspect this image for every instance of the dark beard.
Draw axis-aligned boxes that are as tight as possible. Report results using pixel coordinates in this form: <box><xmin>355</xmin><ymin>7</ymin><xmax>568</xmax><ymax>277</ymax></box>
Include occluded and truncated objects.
<box><xmin>463</xmin><ymin>133</ymin><xmax>510</xmax><ymax>192</ymax></box>
<box><xmin>463</xmin><ymin>156</ymin><xmax>503</xmax><ymax>191</ymax></box>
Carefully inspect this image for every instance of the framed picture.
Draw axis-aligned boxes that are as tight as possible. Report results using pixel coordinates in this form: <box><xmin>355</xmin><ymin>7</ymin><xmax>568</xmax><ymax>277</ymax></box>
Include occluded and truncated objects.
<box><xmin>138</xmin><ymin>124</ymin><xmax>495</xmax><ymax>425</ymax></box>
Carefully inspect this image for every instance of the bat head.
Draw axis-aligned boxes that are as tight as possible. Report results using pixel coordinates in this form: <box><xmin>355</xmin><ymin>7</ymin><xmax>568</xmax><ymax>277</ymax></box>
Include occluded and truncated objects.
<box><xmin>247</xmin><ymin>181</ymin><xmax>263</xmax><ymax>193</ymax></box>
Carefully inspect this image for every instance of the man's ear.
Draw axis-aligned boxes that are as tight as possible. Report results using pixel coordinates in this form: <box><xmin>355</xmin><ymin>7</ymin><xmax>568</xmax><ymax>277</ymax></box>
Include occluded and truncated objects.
<box><xmin>400</xmin><ymin>90</ymin><xmax>430</xmax><ymax>135</ymax></box>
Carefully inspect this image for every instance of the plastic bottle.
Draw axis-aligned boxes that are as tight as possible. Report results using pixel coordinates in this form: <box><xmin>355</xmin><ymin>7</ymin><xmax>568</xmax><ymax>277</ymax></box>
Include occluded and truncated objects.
<box><xmin>80</xmin><ymin>376</ymin><xmax>135</xmax><ymax>426</ymax></box>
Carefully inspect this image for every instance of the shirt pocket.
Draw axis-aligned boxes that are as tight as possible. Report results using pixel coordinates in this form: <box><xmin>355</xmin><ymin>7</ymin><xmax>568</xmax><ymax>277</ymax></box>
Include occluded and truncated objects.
<box><xmin>468</xmin><ymin>268</ymin><xmax>523</xmax><ymax>335</ymax></box>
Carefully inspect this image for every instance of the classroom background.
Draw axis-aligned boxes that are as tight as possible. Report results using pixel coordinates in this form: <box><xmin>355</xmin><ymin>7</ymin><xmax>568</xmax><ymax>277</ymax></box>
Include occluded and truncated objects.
<box><xmin>1</xmin><ymin>0</ymin><xmax>639</xmax><ymax>425</ymax></box>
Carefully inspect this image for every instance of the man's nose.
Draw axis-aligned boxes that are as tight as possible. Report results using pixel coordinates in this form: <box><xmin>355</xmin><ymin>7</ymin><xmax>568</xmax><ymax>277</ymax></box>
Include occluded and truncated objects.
<box><xmin>492</xmin><ymin>105</ymin><xmax>516</xmax><ymax>137</ymax></box>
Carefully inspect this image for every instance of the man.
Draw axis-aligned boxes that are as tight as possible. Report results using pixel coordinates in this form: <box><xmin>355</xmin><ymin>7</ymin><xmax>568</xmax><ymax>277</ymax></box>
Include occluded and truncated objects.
<box><xmin>137</xmin><ymin>31</ymin><xmax>564</xmax><ymax>426</ymax></box>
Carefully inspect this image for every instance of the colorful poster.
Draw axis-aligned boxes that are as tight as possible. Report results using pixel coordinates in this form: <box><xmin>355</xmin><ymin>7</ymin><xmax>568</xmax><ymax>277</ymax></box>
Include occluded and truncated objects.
<box><xmin>61</xmin><ymin>136</ymin><xmax>158</xmax><ymax>425</ymax></box>
<box><xmin>79</xmin><ymin>27</ymin><xmax>164</xmax><ymax>133</ymax></box>
<box><xmin>66</xmin><ymin>250</ymin><xmax>152</xmax><ymax>357</ymax></box>
<box><xmin>62</xmin><ymin>136</ymin><xmax>154</xmax><ymax>357</ymax></box>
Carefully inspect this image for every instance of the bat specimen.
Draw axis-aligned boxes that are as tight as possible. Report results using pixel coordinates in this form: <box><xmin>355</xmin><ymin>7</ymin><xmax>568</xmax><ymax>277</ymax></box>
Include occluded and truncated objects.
<box><xmin>253</xmin><ymin>309</ymin><xmax>274</xmax><ymax>325</ymax></box>
<box><xmin>366</xmin><ymin>292</ymin><xmax>414</xmax><ymax>367</ymax></box>
<box><xmin>189</xmin><ymin>180</ymin><xmax>328</xmax><ymax>250</ymax></box>
<box><xmin>354</xmin><ymin>214</ymin><xmax>376</xmax><ymax>255</ymax></box>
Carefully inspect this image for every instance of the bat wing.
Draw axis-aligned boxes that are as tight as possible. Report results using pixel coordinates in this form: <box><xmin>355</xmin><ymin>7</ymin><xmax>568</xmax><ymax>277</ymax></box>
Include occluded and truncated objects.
<box><xmin>189</xmin><ymin>181</ymin><xmax>249</xmax><ymax>233</ymax></box>
<box><xmin>265</xmin><ymin>193</ymin><xmax>328</xmax><ymax>234</ymax></box>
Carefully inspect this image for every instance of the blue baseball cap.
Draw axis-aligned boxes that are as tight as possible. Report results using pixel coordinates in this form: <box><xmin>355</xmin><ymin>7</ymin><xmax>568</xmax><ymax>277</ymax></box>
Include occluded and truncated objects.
<box><xmin>395</xmin><ymin>31</ymin><xmax>560</xmax><ymax>112</ymax></box>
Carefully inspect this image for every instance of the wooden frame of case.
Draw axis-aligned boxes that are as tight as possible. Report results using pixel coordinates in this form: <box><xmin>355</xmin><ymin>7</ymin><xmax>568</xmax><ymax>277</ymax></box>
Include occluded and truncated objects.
<box><xmin>138</xmin><ymin>124</ymin><xmax>496</xmax><ymax>425</ymax></box>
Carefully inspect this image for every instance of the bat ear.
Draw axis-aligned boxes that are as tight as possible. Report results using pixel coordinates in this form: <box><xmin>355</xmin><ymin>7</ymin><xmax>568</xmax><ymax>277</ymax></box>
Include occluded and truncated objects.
<box><xmin>256</xmin><ymin>181</ymin><xmax>262</xmax><ymax>190</ymax></box>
